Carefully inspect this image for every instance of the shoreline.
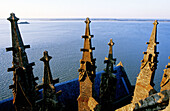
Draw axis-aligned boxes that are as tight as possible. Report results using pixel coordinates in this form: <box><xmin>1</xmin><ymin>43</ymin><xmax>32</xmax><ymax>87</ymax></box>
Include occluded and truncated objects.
<box><xmin>1</xmin><ymin>18</ymin><xmax>170</xmax><ymax>22</ymax></box>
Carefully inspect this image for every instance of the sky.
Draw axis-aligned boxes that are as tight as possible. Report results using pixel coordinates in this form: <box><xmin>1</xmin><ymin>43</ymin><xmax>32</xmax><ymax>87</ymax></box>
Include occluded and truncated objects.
<box><xmin>0</xmin><ymin>0</ymin><xmax>170</xmax><ymax>19</ymax></box>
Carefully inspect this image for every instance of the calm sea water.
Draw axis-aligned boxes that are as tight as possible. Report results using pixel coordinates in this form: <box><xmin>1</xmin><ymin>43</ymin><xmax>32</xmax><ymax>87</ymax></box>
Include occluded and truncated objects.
<box><xmin>0</xmin><ymin>19</ymin><xmax>170</xmax><ymax>100</ymax></box>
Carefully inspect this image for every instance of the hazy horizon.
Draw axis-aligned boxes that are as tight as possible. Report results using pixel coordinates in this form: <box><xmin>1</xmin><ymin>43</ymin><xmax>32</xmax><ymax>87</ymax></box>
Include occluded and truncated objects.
<box><xmin>1</xmin><ymin>17</ymin><xmax>170</xmax><ymax>23</ymax></box>
<box><xmin>1</xmin><ymin>0</ymin><xmax>170</xmax><ymax>19</ymax></box>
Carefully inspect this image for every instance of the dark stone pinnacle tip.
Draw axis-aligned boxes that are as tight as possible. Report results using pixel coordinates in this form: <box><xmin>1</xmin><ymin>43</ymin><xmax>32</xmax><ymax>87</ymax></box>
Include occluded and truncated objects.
<box><xmin>7</xmin><ymin>13</ymin><xmax>19</xmax><ymax>21</ymax></box>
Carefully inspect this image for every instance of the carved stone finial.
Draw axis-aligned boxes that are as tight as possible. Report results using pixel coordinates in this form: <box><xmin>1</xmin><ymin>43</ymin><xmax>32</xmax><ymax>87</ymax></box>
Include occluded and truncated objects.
<box><xmin>108</xmin><ymin>39</ymin><xmax>114</xmax><ymax>55</ymax></box>
<box><xmin>153</xmin><ymin>20</ymin><xmax>158</xmax><ymax>25</ymax></box>
<box><xmin>7</xmin><ymin>13</ymin><xmax>19</xmax><ymax>21</ymax></box>
<box><xmin>85</xmin><ymin>17</ymin><xmax>91</xmax><ymax>36</ymax></box>
<box><xmin>85</xmin><ymin>17</ymin><xmax>91</xmax><ymax>24</ymax></box>
<box><xmin>108</xmin><ymin>38</ymin><xmax>114</xmax><ymax>46</ymax></box>
<box><xmin>40</xmin><ymin>51</ymin><xmax>52</xmax><ymax>62</ymax></box>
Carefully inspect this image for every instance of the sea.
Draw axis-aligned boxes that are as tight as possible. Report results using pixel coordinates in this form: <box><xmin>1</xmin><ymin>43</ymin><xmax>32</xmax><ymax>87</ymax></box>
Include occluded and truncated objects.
<box><xmin>0</xmin><ymin>18</ymin><xmax>170</xmax><ymax>100</ymax></box>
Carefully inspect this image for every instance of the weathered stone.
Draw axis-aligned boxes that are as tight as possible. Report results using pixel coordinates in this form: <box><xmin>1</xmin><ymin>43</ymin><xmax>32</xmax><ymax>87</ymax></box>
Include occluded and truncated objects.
<box><xmin>77</xmin><ymin>17</ymin><xmax>98</xmax><ymax>111</ymax></box>
<box><xmin>160</xmin><ymin>57</ymin><xmax>170</xmax><ymax>92</ymax></box>
<box><xmin>142</xmin><ymin>99</ymin><xmax>148</xmax><ymax>108</ymax></box>
<box><xmin>88</xmin><ymin>97</ymin><xmax>99</xmax><ymax>111</ymax></box>
<box><xmin>132</xmin><ymin>20</ymin><xmax>159</xmax><ymax>103</ymax></box>
<box><xmin>36</xmin><ymin>51</ymin><xmax>62</xmax><ymax>111</ymax></box>
<box><xmin>161</xmin><ymin>90</ymin><xmax>169</xmax><ymax>102</ymax></box>
<box><xmin>134</xmin><ymin>103</ymin><xmax>139</xmax><ymax>110</ymax></box>
<box><xmin>146</xmin><ymin>96</ymin><xmax>155</xmax><ymax>106</ymax></box>
<box><xmin>152</xmin><ymin>93</ymin><xmax>161</xmax><ymax>103</ymax></box>
<box><xmin>7</xmin><ymin>13</ymin><xmax>38</xmax><ymax>111</ymax></box>
<box><xmin>100</xmin><ymin>39</ymin><xmax>117</xmax><ymax>111</ymax></box>
<box><xmin>116</xmin><ymin>20</ymin><xmax>170</xmax><ymax>111</ymax></box>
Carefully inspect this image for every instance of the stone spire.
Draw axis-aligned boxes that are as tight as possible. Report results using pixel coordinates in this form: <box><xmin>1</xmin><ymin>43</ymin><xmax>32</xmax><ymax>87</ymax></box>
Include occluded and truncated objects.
<box><xmin>78</xmin><ymin>17</ymin><xmax>96</xmax><ymax>83</ymax></box>
<box><xmin>40</xmin><ymin>51</ymin><xmax>56</xmax><ymax>84</ymax></box>
<box><xmin>105</xmin><ymin>39</ymin><xmax>116</xmax><ymax>72</ymax></box>
<box><xmin>36</xmin><ymin>51</ymin><xmax>62</xmax><ymax>111</ymax></box>
<box><xmin>77</xmin><ymin>17</ymin><xmax>98</xmax><ymax>111</ymax></box>
<box><xmin>132</xmin><ymin>20</ymin><xmax>159</xmax><ymax>103</ymax></box>
<box><xmin>40</xmin><ymin>51</ymin><xmax>59</xmax><ymax>85</ymax></box>
<box><xmin>6</xmin><ymin>13</ymin><xmax>38</xmax><ymax>111</ymax></box>
<box><xmin>100</xmin><ymin>39</ymin><xmax>117</xmax><ymax>110</ymax></box>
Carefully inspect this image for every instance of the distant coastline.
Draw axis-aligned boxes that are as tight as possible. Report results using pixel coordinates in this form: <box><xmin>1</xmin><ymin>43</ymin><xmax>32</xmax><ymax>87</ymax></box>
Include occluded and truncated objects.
<box><xmin>18</xmin><ymin>21</ymin><xmax>30</xmax><ymax>24</ymax></box>
<box><xmin>21</xmin><ymin>18</ymin><xmax>170</xmax><ymax>22</ymax></box>
<box><xmin>0</xmin><ymin>18</ymin><xmax>170</xmax><ymax>22</ymax></box>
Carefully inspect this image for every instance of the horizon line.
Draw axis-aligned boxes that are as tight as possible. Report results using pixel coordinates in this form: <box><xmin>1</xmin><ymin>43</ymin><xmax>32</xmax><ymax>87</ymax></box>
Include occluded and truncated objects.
<box><xmin>1</xmin><ymin>18</ymin><xmax>170</xmax><ymax>22</ymax></box>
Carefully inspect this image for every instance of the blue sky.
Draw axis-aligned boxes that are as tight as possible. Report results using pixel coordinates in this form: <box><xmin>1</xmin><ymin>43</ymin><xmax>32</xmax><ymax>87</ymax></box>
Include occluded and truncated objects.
<box><xmin>1</xmin><ymin>0</ymin><xmax>170</xmax><ymax>19</ymax></box>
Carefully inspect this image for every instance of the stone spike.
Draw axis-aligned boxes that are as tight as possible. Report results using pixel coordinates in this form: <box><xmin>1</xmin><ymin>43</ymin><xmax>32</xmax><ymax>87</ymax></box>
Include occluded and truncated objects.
<box><xmin>7</xmin><ymin>13</ymin><xmax>29</xmax><ymax>67</ymax></box>
<box><xmin>85</xmin><ymin>17</ymin><xmax>91</xmax><ymax>36</ymax></box>
<box><xmin>106</xmin><ymin>39</ymin><xmax>116</xmax><ymax>72</ymax></box>
<box><xmin>79</xmin><ymin>17</ymin><xmax>96</xmax><ymax>82</ymax></box>
<box><xmin>78</xmin><ymin>18</ymin><xmax>98</xmax><ymax>111</ymax></box>
<box><xmin>7</xmin><ymin>13</ymin><xmax>19</xmax><ymax>21</ymax></box>
<box><xmin>146</xmin><ymin>20</ymin><xmax>158</xmax><ymax>55</ymax></box>
<box><xmin>100</xmin><ymin>39</ymin><xmax>117</xmax><ymax>110</ymax></box>
<box><xmin>40</xmin><ymin>51</ymin><xmax>53</xmax><ymax>85</ymax></box>
<box><xmin>7</xmin><ymin>13</ymin><xmax>38</xmax><ymax>111</ymax></box>
<box><xmin>36</xmin><ymin>51</ymin><xmax>61</xmax><ymax>111</ymax></box>
<box><xmin>40</xmin><ymin>51</ymin><xmax>52</xmax><ymax>62</ymax></box>
<box><xmin>132</xmin><ymin>20</ymin><xmax>159</xmax><ymax>103</ymax></box>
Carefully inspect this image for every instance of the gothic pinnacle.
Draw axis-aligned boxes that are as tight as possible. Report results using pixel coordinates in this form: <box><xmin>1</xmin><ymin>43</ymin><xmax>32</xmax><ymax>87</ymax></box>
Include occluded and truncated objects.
<box><xmin>79</xmin><ymin>17</ymin><xmax>96</xmax><ymax>82</ymax></box>
<box><xmin>141</xmin><ymin>20</ymin><xmax>159</xmax><ymax>71</ymax></box>
<box><xmin>132</xmin><ymin>20</ymin><xmax>159</xmax><ymax>103</ymax></box>
<box><xmin>6</xmin><ymin>13</ymin><xmax>31</xmax><ymax>68</ymax></box>
<box><xmin>6</xmin><ymin>13</ymin><xmax>38</xmax><ymax>111</ymax></box>
<box><xmin>100</xmin><ymin>39</ymin><xmax>117</xmax><ymax>110</ymax></box>
<box><xmin>40</xmin><ymin>51</ymin><xmax>53</xmax><ymax>84</ymax></box>
<box><xmin>36</xmin><ymin>51</ymin><xmax>61</xmax><ymax>111</ymax></box>
<box><xmin>77</xmin><ymin>18</ymin><xmax>98</xmax><ymax>111</ymax></box>
<box><xmin>104</xmin><ymin>39</ymin><xmax>116</xmax><ymax>72</ymax></box>
<box><xmin>40</xmin><ymin>51</ymin><xmax>59</xmax><ymax>85</ymax></box>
